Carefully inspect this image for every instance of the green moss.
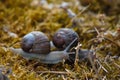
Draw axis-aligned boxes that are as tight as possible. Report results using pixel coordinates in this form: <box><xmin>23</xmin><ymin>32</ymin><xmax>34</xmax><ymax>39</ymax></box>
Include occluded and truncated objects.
<box><xmin>0</xmin><ymin>0</ymin><xmax>120</xmax><ymax>79</ymax></box>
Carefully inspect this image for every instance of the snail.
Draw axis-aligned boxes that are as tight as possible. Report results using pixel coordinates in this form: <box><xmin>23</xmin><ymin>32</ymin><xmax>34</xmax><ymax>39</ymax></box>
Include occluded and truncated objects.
<box><xmin>9</xmin><ymin>30</ymin><xmax>94</xmax><ymax>64</ymax></box>
<box><xmin>0</xmin><ymin>72</ymin><xmax>9</xmax><ymax>80</ymax></box>
<box><xmin>0</xmin><ymin>67</ymin><xmax>9</xmax><ymax>80</ymax></box>
<box><xmin>68</xmin><ymin>49</ymin><xmax>95</xmax><ymax>63</ymax></box>
<box><xmin>10</xmin><ymin>35</ymin><xmax>78</xmax><ymax>64</ymax></box>
<box><xmin>52</xmin><ymin>28</ymin><xmax>79</xmax><ymax>50</ymax></box>
<box><xmin>21</xmin><ymin>31</ymin><xmax>50</xmax><ymax>54</ymax></box>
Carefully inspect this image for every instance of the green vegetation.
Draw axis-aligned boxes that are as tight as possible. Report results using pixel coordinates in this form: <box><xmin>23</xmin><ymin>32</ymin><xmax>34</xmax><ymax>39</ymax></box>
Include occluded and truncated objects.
<box><xmin>0</xmin><ymin>0</ymin><xmax>120</xmax><ymax>79</ymax></box>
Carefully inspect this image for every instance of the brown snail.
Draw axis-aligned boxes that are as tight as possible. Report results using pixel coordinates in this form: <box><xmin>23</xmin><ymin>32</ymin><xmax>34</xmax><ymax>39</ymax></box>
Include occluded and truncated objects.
<box><xmin>0</xmin><ymin>71</ymin><xmax>9</xmax><ymax>80</ymax></box>
<box><xmin>10</xmin><ymin>37</ymin><xmax>77</xmax><ymax>64</ymax></box>
<box><xmin>9</xmin><ymin>30</ymin><xmax>94</xmax><ymax>64</ymax></box>
<box><xmin>52</xmin><ymin>28</ymin><xmax>79</xmax><ymax>50</ymax></box>
<box><xmin>21</xmin><ymin>31</ymin><xmax>50</xmax><ymax>54</ymax></box>
<box><xmin>10</xmin><ymin>30</ymin><xmax>78</xmax><ymax>64</ymax></box>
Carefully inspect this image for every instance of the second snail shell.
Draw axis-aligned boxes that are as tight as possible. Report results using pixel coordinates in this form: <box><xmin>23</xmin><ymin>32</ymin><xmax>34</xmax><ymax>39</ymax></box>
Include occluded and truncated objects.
<box><xmin>52</xmin><ymin>28</ymin><xmax>79</xmax><ymax>49</ymax></box>
<box><xmin>21</xmin><ymin>31</ymin><xmax>50</xmax><ymax>54</ymax></box>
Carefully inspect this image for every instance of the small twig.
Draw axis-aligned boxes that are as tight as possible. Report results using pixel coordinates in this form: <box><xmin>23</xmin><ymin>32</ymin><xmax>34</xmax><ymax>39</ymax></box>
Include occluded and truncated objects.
<box><xmin>72</xmin><ymin>5</ymin><xmax>90</xmax><ymax>20</ymax></box>
<box><xmin>88</xmin><ymin>51</ymin><xmax>100</xmax><ymax>79</ymax></box>
<box><xmin>37</xmin><ymin>71</ymin><xmax>70</xmax><ymax>75</ymax></box>
<box><xmin>104</xmin><ymin>37</ymin><xmax>120</xmax><ymax>48</ymax></box>
<box><xmin>83</xmin><ymin>70</ymin><xmax>89</xmax><ymax>80</ymax></box>
<box><xmin>113</xmin><ymin>62</ymin><xmax>120</xmax><ymax>69</ymax></box>
<box><xmin>9</xmin><ymin>41</ymin><xmax>20</xmax><ymax>47</ymax></box>
<box><xmin>102</xmin><ymin>76</ymin><xmax>107</xmax><ymax>80</ymax></box>
<box><xmin>104</xmin><ymin>62</ymin><xmax>111</xmax><ymax>71</ymax></box>
<box><xmin>94</xmin><ymin>27</ymin><xmax>120</xmax><ymax>48</ymax></box>
<box><xmin>98</xmin><ymin>65</ymin><xmax>102</xmax><ymax>73</ymax></box>
<box><xmin>97</xmin><ymin>59</ymin><xmax>108</xmax><ymax>73</ymax></box>
<box><xmin>62</xmin><ymin>75</ymin><xmax>67</xmax><ymax>80</ymax></box>
<box><xmin>94</xmin><ymin>27</ymin><xmax>100</xmax><ymax>35</ymax></box>
<box><xmin>74</xmin><ymin>43</ymin><xmax>82</xmax><ymax>66</ymax></box>
<box><xmin>104</xmin><ymin>54</ymin><xmax>110</xmax><ymax>62</ymax></box>
<box><xmin>66</xmin><ymin>5</ymin><xmax>90</xmax><ymax>28</ymax></box>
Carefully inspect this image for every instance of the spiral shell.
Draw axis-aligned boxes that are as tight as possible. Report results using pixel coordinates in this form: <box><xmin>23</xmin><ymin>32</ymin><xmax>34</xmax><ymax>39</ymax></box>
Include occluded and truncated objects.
<box><xmin>21</xmin><ymin>31</ymin><xmax>50</xmax><ymax>54</ymax></box>
<box><xmin>52</xmin><ymin>28</ymin><xmax>79</xmax><ymax>49</ymax></box>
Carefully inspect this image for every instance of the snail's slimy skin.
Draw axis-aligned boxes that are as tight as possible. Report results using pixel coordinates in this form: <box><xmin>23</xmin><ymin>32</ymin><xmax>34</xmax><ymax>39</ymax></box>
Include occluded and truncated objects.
<box><xmin>68</xmin><ymin>49</ymin><xmax>95</xmax><ymax>63</ymax></box>
<box><xmin>10</xmin><ymin>38</ymin><xmax>77</xmax><ymax>64</ymax></box>
<box><xmin>10</xmin><ymin>47</ymin><xmax>69</xmax><ymax>64</ymax></box>
<box><xmin>0</xmin><ymin>72</ymin><xmax>9</xmax><ymax>80</ymax></box>
<box><xmin>78</xmin><ymin>49</ymin><xmax>94</xmax><ymax>60</ymax></box>
<box><xmin>10</xmin><ymin>48</ymin><xmax>95</xmax><ymax>64</ymax></box>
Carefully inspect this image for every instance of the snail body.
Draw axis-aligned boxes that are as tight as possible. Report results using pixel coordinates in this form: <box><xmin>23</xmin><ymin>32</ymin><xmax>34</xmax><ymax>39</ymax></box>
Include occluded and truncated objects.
<box><xmin>10</xmin><ymin>38</ymin><xmax>77</xmax><ymax>64</ymax></box>
<box><xmin>10</xmin><ymin>29</ymin><xmax>94</xmax><ymax>64</ymax></box>
<box><xmin>10</xmin><ymin>48</ymin><xmax>66</xmax><ymax>64</ymax></box>
<box><xmin>0</xmin><ymin>72</ymin><xmax>9</xmax><ymax>80</ymax></box>
<box><xmin>68</xmin><ymin>49</ymin><xmax>95</xmax><ymax>63</ymax></box>
<box><xmin>78</xmin><ymin>49</ymin><xmax>94</xmax><ymax>60</ymax></box>
<box><xmin>53</xmin><ymin>28</ymin><xmax>79</xmax><ymax>50</ymax></box>
<box><xmin>21</xmin><ymin>31</ymin><xmax>50</xmax><ymax>54</ymax></box>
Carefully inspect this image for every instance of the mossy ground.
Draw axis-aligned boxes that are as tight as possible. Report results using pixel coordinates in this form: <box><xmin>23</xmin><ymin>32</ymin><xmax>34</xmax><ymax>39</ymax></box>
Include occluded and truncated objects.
<box><xmin>0</xmin><ymin>0</ymin><xmax>120</xmax><ymax>80</ymax></box>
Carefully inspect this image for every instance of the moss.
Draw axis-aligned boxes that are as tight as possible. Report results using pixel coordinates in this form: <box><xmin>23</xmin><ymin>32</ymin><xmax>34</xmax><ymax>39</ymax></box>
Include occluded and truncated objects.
<box><xmin>0</xmin><ymin>0</ymin><xmax>120</xmax><ymax>79</ymax></box>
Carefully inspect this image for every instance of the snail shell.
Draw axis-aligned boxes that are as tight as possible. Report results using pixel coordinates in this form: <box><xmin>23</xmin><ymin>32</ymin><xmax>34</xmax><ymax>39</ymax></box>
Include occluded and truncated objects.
<box><xmin>53</xmin><ymin>28</ymin><xmax>79</xmax><ymax>49</ymax></box>
<box><xmin>21</xmin><ymin>31</ymin><xmax>50</xmax><ymax>54</ymax></box>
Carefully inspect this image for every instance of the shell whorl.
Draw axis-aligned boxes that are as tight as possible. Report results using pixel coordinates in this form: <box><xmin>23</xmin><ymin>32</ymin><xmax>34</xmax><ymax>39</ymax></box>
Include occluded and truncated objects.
<box><xmin>53</xmin><ymin>28</ymin><xmax>79</xmax><ymax>49</ymax></box>
<box><xmin>21</xmin><ymin>31</ymin><xmax>50</xmax><ymax>54</ymax></box>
